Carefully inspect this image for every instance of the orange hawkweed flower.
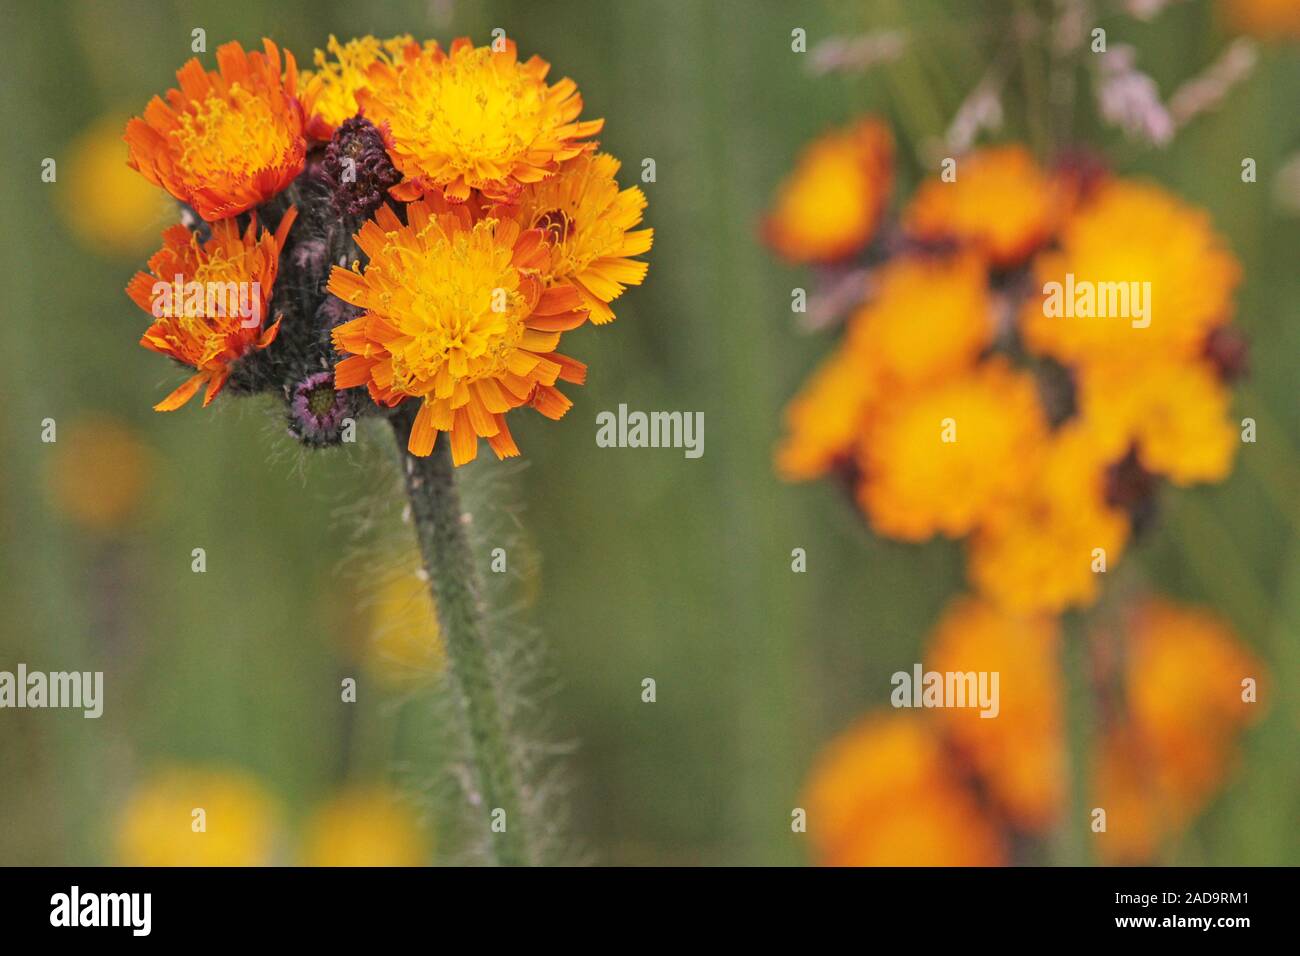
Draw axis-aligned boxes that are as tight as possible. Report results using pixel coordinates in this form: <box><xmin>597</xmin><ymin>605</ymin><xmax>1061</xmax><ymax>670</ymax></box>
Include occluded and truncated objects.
<box><xmin>357</xmin><ymin>37</ymin><xmax>604</xmax><ymax>204</ymax></box>
<box><xmin>904</xmin><ymin>145</ymin><xmax>1059</xmax><ymax>268</ymax></box>
<box><xmin>126</xmin><ymin>208</ymin><xmax>297</xmax><ymax>411</ymax></box>
<box><xmin>507</xmin><ymin>153</ymin><xmax>653</xmax><ymax>324</ymax></box>
<box><xmin>329</xmin><ymin>198</ymin><xmax>589</xmax><ymax>465</ymax></box>
<box><xmin>763</xmin><ymin>117</ymin><xmax>894</xmax><ymax>264</ymax></box>
<box><xmin>125</xmin><ymin>39</ymin><xmax>306</xmax><ymax>221</ymax></box>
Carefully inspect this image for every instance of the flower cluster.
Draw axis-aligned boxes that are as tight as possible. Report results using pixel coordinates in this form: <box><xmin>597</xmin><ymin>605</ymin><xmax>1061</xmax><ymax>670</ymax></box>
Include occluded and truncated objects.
<box><xmin>771</xmin><ymin>124</ymin><xmax>1262</xmax><ymax>864</ymax></box>
<box><xmin>123</xmin><ymin>35</ymin><xmax>651</xmax><ymax>463</ymax></box>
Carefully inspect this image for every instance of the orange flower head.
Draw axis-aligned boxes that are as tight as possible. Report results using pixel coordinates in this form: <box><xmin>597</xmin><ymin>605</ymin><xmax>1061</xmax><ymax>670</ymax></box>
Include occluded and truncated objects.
<box><xmin>803</xmin><ymin>713</ymin><xmax>1004</xmax><ymax>866</ymax></box>
<box><xmin>926</xmin><ymin>596</ymin><xmax>1065</xmax><ymax>831</ymax></box>
<box><xmin>763</xmin><ymin>117</ymin><xmax>894</xmax><ymax>263</ymax></box>
<box><xmin>967</xmin><ymin>422</ymin><xmax>1130</xmax><ymax>614</ymax></box>
<box><xmin>857</xmin><ymin>358</ymin><xmax>1048</xmax><ymax>541</ymax></box>
<box><xmin>300</xmin><ymin>34</ymin><xmax>419</xmax><ymax>140</ymax></box>
<box><xmin>1021</xmin><ymin>179</ymin><xmax>1241</xmax><ymax>369</ymax></box>
<box><xmin>329</xmin><ymin>198</ymin><xmax>590</xmax><ymax>465</ymax></box>
<box><xmin>357</xmin><ymin>37</ymin><xmax>604</xmax><ymax>204</ymax></box>
<box><xmin>506</xmin><ymin>153</ymin><xmax>653</xmax><ymax>324</ymax></box>
<box><xmin>125</xmin><ymin>39</ymin><xmax>306</xmax><ymax>221</ymax></box>
<box><xmin>126</xmin><ymin>208</ymin><xmax>297</xmax><ymax>411</ymax></box>
<box><xmin>904</xmin><ymin>145</ymin><xmax>1059</xmax><ymax>268</ymax></box>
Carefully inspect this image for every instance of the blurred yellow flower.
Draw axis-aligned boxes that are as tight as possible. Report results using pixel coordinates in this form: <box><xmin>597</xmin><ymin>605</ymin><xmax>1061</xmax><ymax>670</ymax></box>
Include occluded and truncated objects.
<box><xmin>803</xmin><ymin>713</ymin><xmax>1004</xmax><ymax>866</ymax></box>
<box><xmin>926</xmin><ymin>596</ymin><xmax>1065</xmax><ymax>832</ymax></box>
<box><xmin>45</xmin><ymin>414</ymin><xmax>154</xmax><ymax>532</ymax></box>
<box><xmin>967</xmin><ymin>422</ymin><xmax>1130</xmax><ymax>614</ymax></box>
<box><xmin>1077</xmin><ymin>358</ymin><xmax>1238</xmax><ymax>486</ymax></box>
<box><xmin>1021</xmin><ymin>179</ymin><xmax>1240</xmax><ymax>369</ymax></box>
<box><xmin>366</xmin><ymin>557</ymin><xmax>446</xmax><ymax>685</ymax></box>
<box><xmin>58</xmin><ymin>114</ymin><xmax>170</xmax><ymax>254</ymax></box>
<box><xmin>301</xmin><ymin>787</ymin><xmax>431</xmax><ymax>866</ymax></box>
<box><xmin>904</xmin><ymin>145</ymin><xmax>1059</xmax><ymax>267</ymax></box>
<box><xmin>857</xmin><ymin>358</ymin><xmax>1047</xmax><ymax>541</ymax></box>
<box><xmin>116</xmin><ymin>766</ymin><xmax>279</xmax><ymax>866</ymax></box>
<box><xmin>763</xmin><ymin>117</ymin><xmax>894</xmax><ymax>263</ymax></box>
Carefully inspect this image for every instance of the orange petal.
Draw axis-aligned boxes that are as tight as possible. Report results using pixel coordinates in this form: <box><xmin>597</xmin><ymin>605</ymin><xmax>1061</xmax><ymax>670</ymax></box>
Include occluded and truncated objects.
<box><xmin>153</xmin><ymin>371</ymin><xmax>208</xmax><ymax>412</ymax></box>
<box><xmin>407</xmin><ymin>399</ymin><xmax>438</xmax><ymax>457</ymax></box>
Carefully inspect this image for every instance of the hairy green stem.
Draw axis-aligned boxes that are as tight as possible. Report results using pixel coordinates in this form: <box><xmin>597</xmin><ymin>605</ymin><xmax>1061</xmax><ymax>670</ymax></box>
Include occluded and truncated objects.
<box><xmin>390</xmin><ymin>405</ymin><xmax>529</xmax><ymax>866</ymax></box>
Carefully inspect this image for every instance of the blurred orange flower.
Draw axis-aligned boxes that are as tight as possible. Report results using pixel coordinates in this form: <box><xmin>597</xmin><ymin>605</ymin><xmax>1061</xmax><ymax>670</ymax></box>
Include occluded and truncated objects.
<box><xmin>763</xmin><ymin>118</ymin><xmax>894</xmax><ymax>263</ymax></box>
<box><xmin>803</xmin><ymin>713</ymin><xmax>1004</xmax><ymax>866</ymax></box>
<box><xmin>1076</xmin><ymin>358</ymin><xmax>1238</xmax><ymax>486</ymax></box>
<box><xmin>775</xmin><ymin>343</ymin><xmax>877</xmax><ymax>481</ymax></box>
<box><xmin>1221</xmin><ymin>0</ymin><xmax>1300</xmax><ymax>39</ymax></box>
<box><xmin>1093</xmin><ymin>598</ymin><xmax>1265</xmax><ymax>862</ymax></box>
<box><xmin>1021</xmin><ymin>179</ymin><xmax>1240</xmax><ymax>370</ymax></box>
<box><xmin>857</xmin><ymin>358</ymin><xmax>1047</xmax><ymax>541</ymax></box>
<box><xmin>926</xmin><ymin>597</ymin><xmax>1066</xmax><ymax>832</ymax></box>
<box><xmin>45</xmin><ymin>415</ymin><xmax>154</xmax><ymax>533</ymax></box>
<box><xmin>967</xmin><ymin>422</ymin><xmax>1130</xmax><ymax>615</ymax></box>
<box><xmin>846</xmin><ymin>252</ymin><xmax>994</xmax><ymax>389</ymax></box>
<box><xmin>904</xmin><ymin>145</ymin><xmax>1059</xmax><ymax>267</ymax></box>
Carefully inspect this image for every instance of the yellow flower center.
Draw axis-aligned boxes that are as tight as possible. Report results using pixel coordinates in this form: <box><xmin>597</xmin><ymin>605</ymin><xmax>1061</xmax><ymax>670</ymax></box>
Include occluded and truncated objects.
<box><xmin>172</xmin><ymin>86</ymin><xmax>291</xmax><ymax>187</ymax></box>
<box><xmin>376</xmin><ymin>220</ymin><xmax>530</xmax><ymax>393</ymax></box>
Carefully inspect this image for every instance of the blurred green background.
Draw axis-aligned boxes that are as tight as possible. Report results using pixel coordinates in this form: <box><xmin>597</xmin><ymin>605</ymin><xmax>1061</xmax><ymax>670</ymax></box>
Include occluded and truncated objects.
<box><xmin>1</xmin><ymin>0</ymin><xmax>1296</xmax><ymax>865</ymax></box>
